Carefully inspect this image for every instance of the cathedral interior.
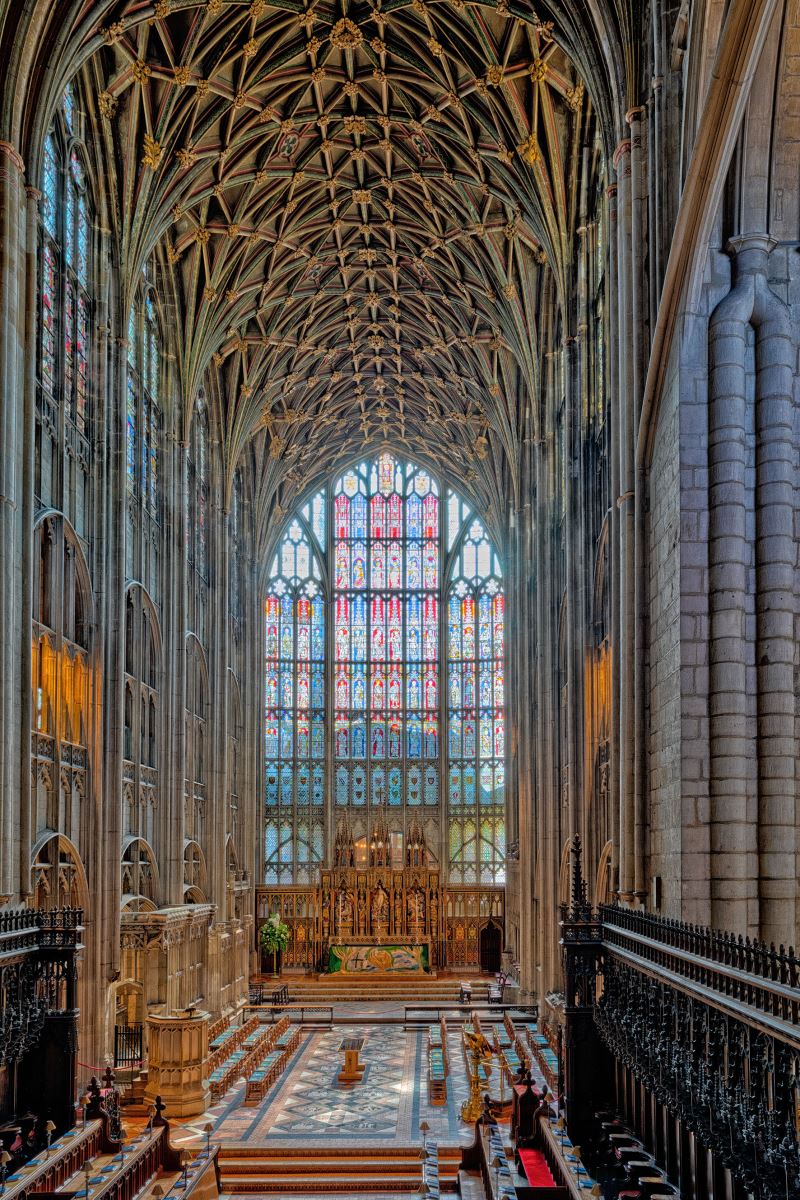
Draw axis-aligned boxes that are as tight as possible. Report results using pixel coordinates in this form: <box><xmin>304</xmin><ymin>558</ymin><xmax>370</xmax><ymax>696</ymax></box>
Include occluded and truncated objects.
<box><xmin>0</xmin><ymin>1</ymin><xmax>798</xmax><ymax>1198</ymax></box>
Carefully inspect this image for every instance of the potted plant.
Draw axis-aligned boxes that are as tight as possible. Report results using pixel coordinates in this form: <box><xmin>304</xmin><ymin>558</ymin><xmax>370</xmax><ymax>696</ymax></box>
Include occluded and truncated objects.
<box><xmin>259</xmin><ymin>912</ymin><xmax>290</xmax><ymax>978</ymax></box>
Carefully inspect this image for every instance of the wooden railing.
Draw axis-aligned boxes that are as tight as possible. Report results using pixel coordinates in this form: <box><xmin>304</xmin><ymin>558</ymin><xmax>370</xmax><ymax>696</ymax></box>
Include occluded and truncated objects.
<box><xmin>4</xmin><ymin>1121</ymin><xmax>104</xmax><ymax>1200</ymax></box>
<box><xmin>4</xmin><ymin>1116</ymin><xmax>215</xmax><ymax>1200</ymax></box>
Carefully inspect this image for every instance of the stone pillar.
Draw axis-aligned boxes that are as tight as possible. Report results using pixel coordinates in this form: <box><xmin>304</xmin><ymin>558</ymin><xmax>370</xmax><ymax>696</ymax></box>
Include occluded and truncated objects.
<box><xmin>0</xmin><ymin>141</ymin><xmax>26</xmax><ymax>901</ymax></box>
<box><xmin>708</xmin><ymin>246</ymin><xmax>757</xmax><ymax>935</ymax></box>
<box><xmin>752</xmin><ymin>258</ymin><xmax>795</xmax><ymax>946</ymax></box>
<box><xmin>162</xmin><ymin>431</ymin><xmax>188</xmax><ymax>907</ymax></box>
<box><xmin>628</xmin><ymin>106</ymin><xmax>649</xmax><ymax>905</ymax></box>
<box><xmin>18</xmin><ymin>184</ymin><xmax>40</xmax><ymax>902</ymax></box>
<box><xmin>613</xmin><ymin>133</ymin><xmax>635</xmax><ymax>902</ymax></box>
<box><xmin>144</xmin><ymin>1009</ymin><xmax>210</xmax><ymax>1118</ymax></box>
<box><xmin>605</xmin><ymin>183</ymin><xmax>620</xmax><ymax>897</ymax></box>
<box><xmin>708</xmin><ymin>233</ymin><xmax>795</xmax><ymax>942</ymax></box>
<box><xmin>97</xmin><ymin>321</ymin><xmax>127</xmax><ymax>1041</ymax></box>
<box><xmin>242</xmin><ymin>534</ymin><xmax>263</xmax><ymax>977</ymax></box>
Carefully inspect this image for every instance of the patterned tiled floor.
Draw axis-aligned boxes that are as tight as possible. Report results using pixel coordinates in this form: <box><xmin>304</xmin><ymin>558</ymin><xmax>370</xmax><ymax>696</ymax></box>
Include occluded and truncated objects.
<box><xmin>182</xmin><ymin>1023</ymin><xmax>476</xmax><ymax>1148</ymax></box>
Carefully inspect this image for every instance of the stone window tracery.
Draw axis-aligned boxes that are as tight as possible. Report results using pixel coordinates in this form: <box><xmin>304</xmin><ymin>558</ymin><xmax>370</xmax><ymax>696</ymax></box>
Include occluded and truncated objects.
<box><xmin>187</xmin><ymin>403</ymin><xmax>210</xmax><ymax>643</ymax></box>
<box><xmin>123</xmin><ymin>585</ymin><xmax>160</xmax><ymax>847</ymax></box>
<box><xmin>125</xmin><ymin>280</ymin><xmax>162</xmax><ymax>598</ymax></box>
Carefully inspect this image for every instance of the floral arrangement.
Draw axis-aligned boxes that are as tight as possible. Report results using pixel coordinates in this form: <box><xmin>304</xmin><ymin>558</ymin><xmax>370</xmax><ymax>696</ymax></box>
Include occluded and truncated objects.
<box><xmin>259</xmin><ymin>912</ymin><xmax>290</xmax><ymax>975</ymax></box>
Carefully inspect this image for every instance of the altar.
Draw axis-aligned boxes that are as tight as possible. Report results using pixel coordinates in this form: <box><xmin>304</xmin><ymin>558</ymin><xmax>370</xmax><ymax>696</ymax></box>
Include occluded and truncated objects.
<box><xmin>256</xmin><ymin>811</ymin><xmax>506</xmax><ymax>974</ymax></box>
<box><xmin>328</xmin><ymin>940</ymin><xmax>431</xmax><ymax>974</ymax></box>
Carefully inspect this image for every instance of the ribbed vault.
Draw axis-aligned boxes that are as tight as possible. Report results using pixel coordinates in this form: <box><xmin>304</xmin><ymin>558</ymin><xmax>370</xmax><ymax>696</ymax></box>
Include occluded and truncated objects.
<box><xmin>31</xmin><ymin>0</ymin><xmax>603</xmax><ymax>518</ymax></box>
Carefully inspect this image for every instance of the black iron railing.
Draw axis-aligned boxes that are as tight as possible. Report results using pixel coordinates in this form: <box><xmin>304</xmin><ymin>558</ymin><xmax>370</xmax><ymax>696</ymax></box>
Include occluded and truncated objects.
<box><xmin>596</xmin><ymin>903</ymin><xmax>800</xmax><ymax>1200</ymax></box>
<box><xmin>113</xmin><ymin>1023</ymin><xmax>143</xmax><ymax>1068</ymax></box>
<box><xmin>600</xmin><ymin>902</ymin><xmax>800</xmax><ymax>1029</ymax></box>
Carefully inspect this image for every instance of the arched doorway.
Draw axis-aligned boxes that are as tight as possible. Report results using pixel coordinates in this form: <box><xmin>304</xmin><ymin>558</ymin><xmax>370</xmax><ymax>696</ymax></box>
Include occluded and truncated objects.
<box><xmin>479</xmin><ymin>919</ymin><xmax>502</xmax><ymax>973</ymax></box>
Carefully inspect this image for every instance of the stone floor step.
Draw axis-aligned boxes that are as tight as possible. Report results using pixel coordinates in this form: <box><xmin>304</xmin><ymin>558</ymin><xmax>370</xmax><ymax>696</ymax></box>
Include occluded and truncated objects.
<box><xmin>457</xmin><ymin>1169</ymin><xmax>486</xmax><ymax>1199</ymax></box>
<box><xmin>220</xmin><ymin>1161</ymin><xmax>422</xmax><ymax>1176</ymax></box>
<box><xmin>222</xmin><ymin>1175</ymin><xmax>422</xmax><ymax>1193</ymax></box>
<box><xmin>218</xmin><ymin>1147</ymin><xmax>420</xmax><ymax>1161</ymax></box>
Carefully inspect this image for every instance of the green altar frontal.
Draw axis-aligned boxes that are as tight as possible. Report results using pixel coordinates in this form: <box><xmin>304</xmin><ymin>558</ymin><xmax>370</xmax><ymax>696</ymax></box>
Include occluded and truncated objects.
<box><xmin>328</xmin><ymin>942</ymin><xmax>430</xmax><ymax>974</ymax></box>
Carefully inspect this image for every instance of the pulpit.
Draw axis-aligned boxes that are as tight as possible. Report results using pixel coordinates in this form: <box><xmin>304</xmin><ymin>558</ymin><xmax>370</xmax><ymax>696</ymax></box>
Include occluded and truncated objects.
<box><xmin>143</xmin><ymin>1009</ymin><xmax>210</xmax><ymax>1117</ymax></box>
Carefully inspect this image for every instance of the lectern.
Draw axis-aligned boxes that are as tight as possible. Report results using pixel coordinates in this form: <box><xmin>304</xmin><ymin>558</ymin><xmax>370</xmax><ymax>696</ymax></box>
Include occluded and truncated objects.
<box><xmin>337</xmin><ymin>1035</ymin><xmax>366</xmax><ymax>1084</ymax></box>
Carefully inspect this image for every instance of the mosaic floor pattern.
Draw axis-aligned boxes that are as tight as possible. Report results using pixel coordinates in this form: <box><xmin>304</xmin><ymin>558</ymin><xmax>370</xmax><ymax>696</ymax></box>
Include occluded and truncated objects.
<box><xmin>191</xmin><ymin>1024</ymin><xmax>475</xmax><ymax>1147</ymax></box>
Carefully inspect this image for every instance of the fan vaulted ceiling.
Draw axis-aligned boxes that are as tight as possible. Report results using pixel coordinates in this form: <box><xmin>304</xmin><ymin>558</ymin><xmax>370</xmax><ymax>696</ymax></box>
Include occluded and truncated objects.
<box><xmin>69</xmin><ymin>0</ymin><xmax>596</xmax><ymax>518</ymax></box>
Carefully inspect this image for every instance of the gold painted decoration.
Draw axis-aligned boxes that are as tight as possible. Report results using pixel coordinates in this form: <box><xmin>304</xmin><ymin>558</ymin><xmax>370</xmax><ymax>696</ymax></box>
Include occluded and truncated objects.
<box><xmin>98</xmin><ymin>91</ymin><xmax>118</xmax><ymax>119</ymax></box>
<box><xmin>142</xmin><ymin>134</ymin><xmax>163</xmax><ymax>169</ymax></box>
<box><xmin>330</xmin><ymin>17</ymin><xmax>363</xmax><ymax>49</ymax></box>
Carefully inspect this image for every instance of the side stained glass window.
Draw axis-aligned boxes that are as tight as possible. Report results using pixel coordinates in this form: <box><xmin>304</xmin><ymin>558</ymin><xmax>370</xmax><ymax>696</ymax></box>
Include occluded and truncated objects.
<box><xmin>447</xmin><ymin>515</ymin><xmax>505</xmax><ymax>884</ymax></box>
<box><xmin>126</xmin><ymin>288</ymin><xmax>161</xmax><ymax>513</ymax></box>
<box><xmin>38</xmin><ymin>104</ymin><xmax>93</xmax><ymax>436</ymax></box>
<box><xmin>264</xmin><ymin>519</ymin><xmax>325</xmax><ymax>884</ymax></box>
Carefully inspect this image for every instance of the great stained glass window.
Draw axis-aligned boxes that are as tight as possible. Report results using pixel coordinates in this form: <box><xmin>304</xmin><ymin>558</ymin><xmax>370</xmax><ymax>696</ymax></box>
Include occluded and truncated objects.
<box><xmin>38</xmin><ymin>87</ymin><xmax>92</xmax><ymax>436</ymax></box>
<box><xmin>264</xmin><ymin>454</ymin><xmax>505</xmax><ymax>885</ymax></box>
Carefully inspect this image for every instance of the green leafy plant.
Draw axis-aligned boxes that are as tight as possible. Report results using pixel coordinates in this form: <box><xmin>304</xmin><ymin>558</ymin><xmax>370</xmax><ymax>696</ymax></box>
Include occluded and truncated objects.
<box><xmin>259</xmin><ymin>912</ymin><xmax>290</xmax><ymax>976</ymax></box>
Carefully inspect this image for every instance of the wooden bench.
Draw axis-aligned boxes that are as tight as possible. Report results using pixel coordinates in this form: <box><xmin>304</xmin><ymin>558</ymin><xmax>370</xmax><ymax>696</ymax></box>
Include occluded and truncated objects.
<box><xmin>428</xmin><ymin>1045</ymin><xmax>447</xmax><ymax>1105</ymax></box>
<box><xmin>208</xmin><ymin>1015</ymin><xmax>259</xmax><ymax>1072</ymax></box>
<box><xmin>242</xmin><ymin>1025</ymin><xmax>301</xmax><ymax>1105</ymax></box>
<box><xmin>208</xmin><ymin>1014</ymin><xmax>230</xmax><ymax>1042</ymax></box>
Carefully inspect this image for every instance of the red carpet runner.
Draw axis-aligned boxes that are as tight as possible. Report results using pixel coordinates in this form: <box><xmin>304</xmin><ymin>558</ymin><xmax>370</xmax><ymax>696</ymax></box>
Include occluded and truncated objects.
<box><xmin>518</xmin><ymin>1148</ymin><xmax>557</xmax><ymax>1187</ymax></box>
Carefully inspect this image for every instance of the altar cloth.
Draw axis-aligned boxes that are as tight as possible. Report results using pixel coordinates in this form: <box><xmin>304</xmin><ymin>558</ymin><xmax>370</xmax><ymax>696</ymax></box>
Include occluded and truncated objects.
<box><xmin>328</xmin><ymin>942</ymin><xmax>430</xmax><ymax>973</ymax></box>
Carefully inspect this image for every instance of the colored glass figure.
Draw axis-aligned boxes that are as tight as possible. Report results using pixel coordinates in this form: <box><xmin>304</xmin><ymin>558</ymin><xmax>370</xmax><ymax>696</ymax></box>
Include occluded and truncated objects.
<box><xmin>352</xmin><ymin>721</ymin><xmax>366</xmax><ymax>758</ymax></box>
<box><xmin>371</xmin><ymin>540</ymin><xmax>386</xmax><ymax>588</ymax></box>
<box><xmin>352</xmin><ymin>542</ymin><xmax>367</xmax><ymax>587</ymax></box>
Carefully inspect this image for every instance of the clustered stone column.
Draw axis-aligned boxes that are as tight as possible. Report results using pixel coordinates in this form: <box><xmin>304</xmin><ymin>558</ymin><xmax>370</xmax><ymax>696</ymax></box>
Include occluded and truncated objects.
<box><xmin>708</xmin><ymin>233</ymin><xmax>795</xmax><ymax>943</ymax></box>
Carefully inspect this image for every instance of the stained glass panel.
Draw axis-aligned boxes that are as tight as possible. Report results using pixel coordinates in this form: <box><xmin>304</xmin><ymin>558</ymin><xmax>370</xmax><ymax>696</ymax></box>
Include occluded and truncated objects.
<box><xmin>265</xmin><ymin>518</ymin><xmax>325</xmax><ymax>882</ymax></box>
<box><xmin>333</xmin><ymin>453</ymin><xmax>439</xmax><ymax>831</ymax></box>
<box><xmin>126</xmin><ymin>373</ymin><xmax>136</xmax><ymax>482</ymax></box>
<box><xmin>447</xmin><ymin>517</ymin><xmax>505</xmax><ymax>884</ymax></box>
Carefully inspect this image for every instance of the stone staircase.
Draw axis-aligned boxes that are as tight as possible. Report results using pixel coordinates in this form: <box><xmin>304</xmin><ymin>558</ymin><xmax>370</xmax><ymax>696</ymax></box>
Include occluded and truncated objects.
<box><xmin>254</xmin><ymin>974</ymin><xmax>495</xmax><ymax>1006</ymax></box>
<box><xmin>217</xmin><ymin>1143</ymin><xmax>462</xmax><ymax>1194</ymax></box>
